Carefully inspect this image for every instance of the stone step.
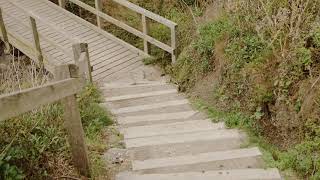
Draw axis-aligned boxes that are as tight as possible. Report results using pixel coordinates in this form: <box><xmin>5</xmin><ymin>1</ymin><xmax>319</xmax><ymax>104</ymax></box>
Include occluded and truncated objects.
<box><xmin>105</xmin><ymin>93</ymin><xmax>186</xmax><ymax>109</ymax></box>
<box><xmin>125</xmin><ymin>129</ymin><xmax>242</xmax><ymax>148</ymax></box>
<box><xmin>122</xmin><ymin>120</ymin><xmax>223</xmax><ymax>139</ymax></box>
<box><xmin>130</xmin><ymin>133</ymin><xmax>245</xmax><ymax>160</ymax></box>
<box><xmin>105</xmin><ymin>89</ymin><xmax>177</xmax><ymax>102</ymax></box>
<box><xmin>117</xmin><ymin>111</ymin><xmax>197</xmax><ymax>125</ymax></box>
<box><xmin>110</xmin><ymin>100</ymin><xmax>190</xmax><ymax>115</ymax></box>
<box><xmin>117</xmin><ymin>168</ymin><xmax>282</xmax><ymax>180</ymax></box>
<box><xmin>132</xmin><ymin>147</ymin><xmax>263</xmax><ymax>174</ymax></box>
<box><xmin>103</xmin><ymin>83</ymin><xmax>176</xmax><ymax>97</ymax></box>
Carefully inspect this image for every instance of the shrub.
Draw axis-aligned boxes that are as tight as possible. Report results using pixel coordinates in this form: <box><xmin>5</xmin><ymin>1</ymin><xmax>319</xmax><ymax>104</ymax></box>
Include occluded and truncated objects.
<box><xmin>225</xmin><ymin>33</ymin><xmax>268</xmax><ymax>69</ymax></box>
<box><xmin>194</xmin><ymin>17</ymin><xmax>233</xmax><ymax>59</ymax></box>
<box><xmin>313</xmin><ymin>28</ymin><xmax>320</xmax><ymax>47</ymax></box>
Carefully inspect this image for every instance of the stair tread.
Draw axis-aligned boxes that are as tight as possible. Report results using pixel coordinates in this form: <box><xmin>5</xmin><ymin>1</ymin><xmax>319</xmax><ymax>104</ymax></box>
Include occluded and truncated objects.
<box><xmin>125</xmin><ymin>129</ymin><xmax>242</xmax><ymax>148</ymax></box>
<box><xmin>132</xmin><ymin>147</ymin><xmax>262</xmax><ymax>171</ymax></box>
<box><xmin>109</xmin><ymin>99</ymin><xmax>190</xmax><ymax>114</ymax></box>
<box><xmin>122</xmin><ymin>120</ymin><xmax>224</xmax><ymax>139</ymax></box>
<box><xmin>117</xmin><ymin>168</ymin><xmax>282</xmax><ymax>180</ymax></box>
<box><xmin>117</xmin><ymin>111</ymin><xmax>197</xmax><ymax>125</ymax></box>
<box><xmin>105</xmin><ymin>89</ymin><xmax>177</xmax><ymax>102</ymax></box>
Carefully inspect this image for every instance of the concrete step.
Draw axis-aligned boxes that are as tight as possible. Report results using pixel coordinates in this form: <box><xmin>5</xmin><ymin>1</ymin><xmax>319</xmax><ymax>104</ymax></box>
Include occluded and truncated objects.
<box><xmin>115</xmin><ymin>104</ymin><xmax>194</xmax><ymax>117</ymax></box>
<box><xmin>122</xmin><ymin>120</ymin><xmax>223</xmax><ymax>139</ymax></box>
<box><xmin>110</xmin><ymin>99</ymin><xmax>190</xmax><ymax>115</ymax></box>
<box><xmin>118</xmin><ymin>111</ymin><xmax>196</xmax><ymax>125</ymax></box>
<box><xmin>104</xmin><ymin>93</ymin><xmax>186</xmax><ymax>109</ymax></box>
<box><xmin>102</xmin><ymin>81</ymin><xmax>167</xmax><ymax>89</ymax></box>
<box><xmin>132</xmin><ymin>147</ymin><xmax>263</xmax><ymax>174</ymax></box>
<box><xmin>105</xmin><ymin>89</ymin><xmax>177</xmax><ymax>102</ymax></box>
<box><xmin>130</xmin><ymin>133</ymin><xmax>245</xmax><ymax>160</ymax></box>
<box><xmin>117</xmin><ymin>168</ymin><xmax>282</xmax><ymax>180</ymax></box>
<box><xmin>125</xmin><ymin>129</ymin><xmax>243</xmax><ymax>148</ymax></box>
<box><xmin>103</xmin><ymin>83</ymin><xmax>176</xmax><ymax>97</ymax></box>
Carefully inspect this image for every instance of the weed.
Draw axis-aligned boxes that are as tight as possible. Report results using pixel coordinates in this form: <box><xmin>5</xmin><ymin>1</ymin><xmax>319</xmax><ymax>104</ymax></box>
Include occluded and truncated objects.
<box><xmin>225</xmin><ymin>33</ymin><xmax>269</xmax><ymax>70</ymax></box>
<box><xmin>194</xmin><ymin>17</ymin><xmax>232</xmax><ymax>59</ymax></box>
<box><xmin>314</xmin><ymin>28</ymin><xmax>320</xmax><ymax>47</ymax></box>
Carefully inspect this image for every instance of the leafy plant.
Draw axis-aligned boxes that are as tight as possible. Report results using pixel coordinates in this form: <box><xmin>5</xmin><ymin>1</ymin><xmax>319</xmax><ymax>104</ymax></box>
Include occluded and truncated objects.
<box><xmin>225</xmin><ymin>33</ymin><xmax>268</xmax><ymax>69</ymax></box>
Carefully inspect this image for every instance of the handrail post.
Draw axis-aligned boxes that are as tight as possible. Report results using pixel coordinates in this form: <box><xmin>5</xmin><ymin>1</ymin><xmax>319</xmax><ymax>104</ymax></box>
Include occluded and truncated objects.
<box><xmin>59</xmin><ymin>0</ymin><xmax>67</xmax><ymax>8</ymax></box>
<box><xmin>72</xmin><ymin>43</ymin><xmax>93</xmax><ymax>83</ymax></box>
<box><xmin>54</xmin><ymin>64</ymin><xmax>91</xmax><ymax>178</ymax></box>
<box><xmin>29</xmin><ymin>17</ymin><xmax>44</xmax><ymax>68</ymax></box>
<box><xmin>0</xmin><ymin>8</ymin><xmax>10</xmax><ymax>54</ymax></box>
<box><xmin>142</xmin><ymin>14</ymin><xmax>150</xmax><ymax>54</ymax></box>
<box><xmin>95</xmin><ymin>0</ymin><xmax>103</xmax><ymax>28</ymax></box>
<box><xmin>171</xmin><ymin>25</ymin><xmax>177</xmax><ymax>63</ymax></box>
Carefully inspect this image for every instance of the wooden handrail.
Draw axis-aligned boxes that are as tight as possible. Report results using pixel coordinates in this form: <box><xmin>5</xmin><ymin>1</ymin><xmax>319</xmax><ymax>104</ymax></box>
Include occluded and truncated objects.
<box><xmin>0</xmin><ymin>64</ymin><xmax>91</xmax><ymax>177</ymax></box>
<box><xmin>65</xmin><ymin>0</ymin><xmax>178</xmax><ymax>63</ymax></box>
<box><xmin>7</xmin><ymin>1</ymin><xmax>80</xmax><ymax>59</ymax></box>
<box><xmin>113</xmin><ymin>0</ymin><xmax>177</xmax><ymax>28</ymax></box>
<box><xmin>0</xmin><ymin>78</ymin><xmax>84</xmax><ymax>122</ymax></box>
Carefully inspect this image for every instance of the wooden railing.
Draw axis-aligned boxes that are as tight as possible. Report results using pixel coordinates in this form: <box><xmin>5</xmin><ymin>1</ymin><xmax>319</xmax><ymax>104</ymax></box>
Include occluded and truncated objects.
<box><xmin>58</xmin><ymin>0</ymin><xmax>178</xmax><ymax>63</ymax></box>
<box><xmin>0</xmin><ymin>6</ymin><xmax>92</xmax><ymax>82</ymax></box>
<box><xmin>0</xmin><ymin>64</ymin><xmax>91</xmax><ymax>177</ymax></box>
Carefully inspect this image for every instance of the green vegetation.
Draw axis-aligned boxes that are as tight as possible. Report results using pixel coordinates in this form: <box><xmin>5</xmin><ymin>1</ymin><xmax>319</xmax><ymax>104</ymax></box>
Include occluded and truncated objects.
<box><xmin>167</xmin><ymin>0</ymin><xmax>320</xmax><ymax>179</ymax></box>
<box><xmin>0</xmin><ymin>84</ymin><xmax>112</xmax><ymax>179</ymax></box>
<box><xmin>193</xmin><ymin>99</ymin><xmax>320</xmax><ymax>179</ymax></box>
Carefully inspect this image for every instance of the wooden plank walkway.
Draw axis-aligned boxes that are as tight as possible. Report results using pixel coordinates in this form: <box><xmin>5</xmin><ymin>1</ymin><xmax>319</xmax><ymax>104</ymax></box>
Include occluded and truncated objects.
<box><xmin>0</xmin><ymin>0</ymin><xmax>148</xmax><ymax>81</ymax></box>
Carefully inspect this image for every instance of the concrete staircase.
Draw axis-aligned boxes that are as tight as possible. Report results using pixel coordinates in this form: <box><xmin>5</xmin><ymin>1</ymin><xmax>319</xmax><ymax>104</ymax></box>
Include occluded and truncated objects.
<box><xmin>101</xmin><ymin>78</ymin><xmax>282</xmax><ymax>180</ymax></box>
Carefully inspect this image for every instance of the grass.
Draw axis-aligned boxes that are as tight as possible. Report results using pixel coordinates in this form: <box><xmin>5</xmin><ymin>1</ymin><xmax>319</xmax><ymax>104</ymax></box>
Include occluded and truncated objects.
<box><xmin>0</xmin><ymin>83</ymin><xmax>112</xmax><ymax>179</ymax></box>
<box><xmin>191</xmin><ymin>97</ymin><xmax>320</xmax><ymax>179</ymax></box>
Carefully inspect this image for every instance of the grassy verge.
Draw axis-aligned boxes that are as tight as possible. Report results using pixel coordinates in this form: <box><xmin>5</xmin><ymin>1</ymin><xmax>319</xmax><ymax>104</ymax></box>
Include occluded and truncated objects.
<box><xmin>0</xmin><ymin>84</ymin><xmax>112</xmax><ymax>179</ymax></box>
<box><xmin>191</xmin><ymin>96</ymin><xmax>319</xmax><ymax>179</ymax></box>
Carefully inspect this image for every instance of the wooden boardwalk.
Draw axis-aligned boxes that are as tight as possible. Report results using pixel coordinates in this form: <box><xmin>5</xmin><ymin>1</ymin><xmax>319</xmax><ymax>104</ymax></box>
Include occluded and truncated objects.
<box><xmin>0</xmin><ymin>0</ymin><xmax>177</xmax><ymax>81</ymax></box>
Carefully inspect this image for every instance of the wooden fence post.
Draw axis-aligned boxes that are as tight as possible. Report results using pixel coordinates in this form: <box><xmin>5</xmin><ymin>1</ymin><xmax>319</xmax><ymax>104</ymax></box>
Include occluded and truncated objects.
<box><xmin>171</xmin><ymin>25</ymin><xmax>177</xmax><ymax>63</ymax></box>
<box><xmin>29</xmin><ymin>17</ymin><xmax>44</xmax><ymax>68</ymax></box>
<box><xmin>0</xmin><ymin>8</ymin><xmax>10</xmax><ymax>54</ymax></box>
<box><xmin>142</xmin><ymin>14</ymin><xmax>150</xmax><ymax>54</ymax></box>
<box><xmin>54</xmin><ymin>64</ymin><xmax>91</xmax><ymax>178</ymax></box>
<box><xmin>72</xmin><ymin>43</ymin><xmax>93</xmax><ymax>82</ymax></box>
<box><xmin>58</xmin><ymin>0</ymin><xmax>67</xmax><ymax>8</ymax></box>
<box><xmin>95</xmin><ymin>0</ymin><xmax>103</xmax><ymax>28</ymax></box>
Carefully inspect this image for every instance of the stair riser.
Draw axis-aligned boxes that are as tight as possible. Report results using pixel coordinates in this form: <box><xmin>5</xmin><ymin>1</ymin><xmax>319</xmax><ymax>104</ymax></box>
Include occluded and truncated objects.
<box><xmin>116</xmin><ymin>169</ymin><xmax>282</xmax><ymax>180</ymax></box>
<box><xmin>118</xmin><ymin>111</ymin><xmax>208</xmax><ymax>127</ymax></box>
<box><xmin>105</xmin><ymin>93</ymin><xmax>185</xmax><ymax>109</ymax></box>
<box><xmin>103</xmin><ymin>84</ymin><xmax>176</xmax><ymax>97</ymax></box>
<box><xmin>129</xmin><ymin>138</ymin><xmax>245</xmax><ymax>161</ymax></box>
<box><xmin>116</xmin><ymin>104</ymin><xmax>194</xmax><ymax>117</ymax></box>
<box><xmin>120</xmin><ymin>118</ymin><xmax>202</xmax><ymax>128</ymax></box>
<box><xmin>134</xmin><ymin>157</ymin><xmax>264</xmax><ymax>174</ymax></box>
<box><xmin>122</xmin><ymin>121</ymin><xmax>221</xmax><ymax>139</ymax></box>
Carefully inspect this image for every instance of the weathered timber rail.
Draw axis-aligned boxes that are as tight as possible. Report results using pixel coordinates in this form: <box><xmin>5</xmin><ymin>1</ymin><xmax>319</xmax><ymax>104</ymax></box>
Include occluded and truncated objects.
<box><xmin>0</xmin><ymin>63</ymin><xmax>91</xmax><ymax>177</ymax></box>
<box><xmin>60</xmin><ymin>0</ymin><xmax>178</xmax><ymax>62</ymax></box>
<box><xmin>0</xmin><ymin>0</ymin><xmax>178</xmax><ymax>81</ymax></box>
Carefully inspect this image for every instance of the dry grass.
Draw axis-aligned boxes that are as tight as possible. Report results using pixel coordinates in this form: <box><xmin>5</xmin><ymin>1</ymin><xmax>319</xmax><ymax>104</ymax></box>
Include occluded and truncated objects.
<box><xmin>0</xmin><ymin>46</ymin><xmax>50</xmax><ymax>94</ymax></box>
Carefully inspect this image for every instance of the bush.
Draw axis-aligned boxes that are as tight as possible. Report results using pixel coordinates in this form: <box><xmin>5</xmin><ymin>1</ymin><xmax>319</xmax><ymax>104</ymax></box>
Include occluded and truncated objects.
<box><xmin>278</xmin><ymin>140</ymin><xmax>320</xmax><ymax>179</ymax></box>
<box><xmin>313</xmin><ymin>28</ymin><xmax>320</xmax><ymax>47</ymax></box>
<box><xmin>225</xmin><ymin>33</ymin><xmax>268</xmax><ymax>69</ymax></box>
<box><xmin>194</xmin><ymin>18</ymin><xmax>233</xmax><ymax>59</ymax></box>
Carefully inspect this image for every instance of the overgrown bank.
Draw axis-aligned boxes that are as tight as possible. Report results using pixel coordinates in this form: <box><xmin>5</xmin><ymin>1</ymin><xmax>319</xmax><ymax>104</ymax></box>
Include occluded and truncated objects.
<box><xmin>170</xmin><ymin>0</ymin><xmax>320</xmax><ymax>179</ymax></box>
<box><xmin>0</xmin><ymin>53</ymin><xmax>112</xmax><ymax>179</ymax></box>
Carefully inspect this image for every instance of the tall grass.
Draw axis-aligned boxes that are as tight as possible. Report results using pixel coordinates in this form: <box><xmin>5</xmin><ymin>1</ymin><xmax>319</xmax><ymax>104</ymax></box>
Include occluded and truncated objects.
<box><xmin>0</xmin><ymin>49</ymin><xmax>112</xmax><ymax>179</ymax></box>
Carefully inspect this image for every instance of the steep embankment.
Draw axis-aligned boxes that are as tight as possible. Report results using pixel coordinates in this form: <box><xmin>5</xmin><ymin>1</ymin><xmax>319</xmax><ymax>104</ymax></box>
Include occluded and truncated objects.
<box><xmin>171</xmin><ymin>0</ymin><xmax>320</xmax><ymax>179</ymax></box>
